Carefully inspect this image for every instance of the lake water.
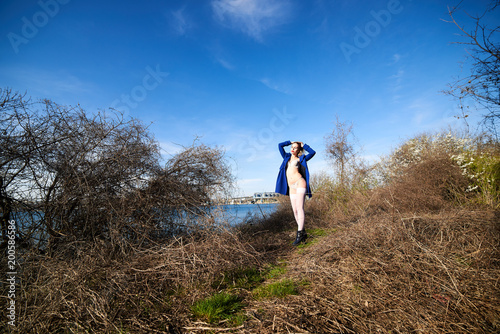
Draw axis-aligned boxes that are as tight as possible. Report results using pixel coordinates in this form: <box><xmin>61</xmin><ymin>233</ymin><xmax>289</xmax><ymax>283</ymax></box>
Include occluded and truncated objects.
<box><xmin>214</xmin><ymin>203</ymin><xmax>279</xmax><ymax>225</ymax></box>
<box><xmin>9</xmin><ymin>203</ymin><xmax>280</xmax><ymax>245</ymax></box>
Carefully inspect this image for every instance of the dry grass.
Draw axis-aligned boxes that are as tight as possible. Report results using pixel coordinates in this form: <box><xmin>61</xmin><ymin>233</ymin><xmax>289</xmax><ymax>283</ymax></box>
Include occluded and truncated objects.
<box><xmin>6</xmin><ymin>228</ymin><xmax>264</xmax><ymax>333</ymax></box>
<box><xmin>3</xmin><ymin>148</ymin><xmax>499</xmax><ymax>333</ymax></box>
<box><xmin>258</xmin><ymin>209</ymin><xmax>499</xmax><ymax>333</ymax></box>
<box><xmin>5</xmin><ymin>204</ymin><xmax>498</xmax><ymax>334</ymax></box>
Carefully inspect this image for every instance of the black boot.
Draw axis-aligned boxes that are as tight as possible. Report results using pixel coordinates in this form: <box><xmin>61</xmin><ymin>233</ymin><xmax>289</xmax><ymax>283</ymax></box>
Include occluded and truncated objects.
<box><xmin>293</xmin><ymin>229</ymin><xmax>307</xmax><ymax>246</ymax></box>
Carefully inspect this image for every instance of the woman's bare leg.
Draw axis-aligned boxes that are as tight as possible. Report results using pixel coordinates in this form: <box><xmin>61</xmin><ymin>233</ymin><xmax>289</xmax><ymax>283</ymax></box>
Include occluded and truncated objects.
<box><xmin>295</xmin><ymin>187</ymin><xmax>306</xmax><ymax>231</ymax></box>
<box><xmin>290</xmin><ymin>178</ymin><xmax>307</xmax><ymax>231</ymax></box>
<box><xmin>290</xmin><ymin>193</ymin><xmax>298</xmax><ymax>223</ymax></box>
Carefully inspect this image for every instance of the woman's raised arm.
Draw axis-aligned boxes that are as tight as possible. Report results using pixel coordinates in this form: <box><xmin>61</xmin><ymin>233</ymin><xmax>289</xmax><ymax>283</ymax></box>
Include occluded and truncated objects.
<box><xmin>302</xmin><ymin>143</ymin><xmax>316</xmax><ymax>161</ymax></box>
<box><xmin>278</xmin><ymin>140</ymin><xmax>291</xmax><ymax>158</ymax></box>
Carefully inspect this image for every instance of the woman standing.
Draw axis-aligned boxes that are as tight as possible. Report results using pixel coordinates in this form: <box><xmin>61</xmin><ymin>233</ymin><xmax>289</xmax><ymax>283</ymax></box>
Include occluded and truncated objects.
<box><xmin>275</xmin><ymin>140</ymin><xmax>316</xmax><ymax>245</ymax></box>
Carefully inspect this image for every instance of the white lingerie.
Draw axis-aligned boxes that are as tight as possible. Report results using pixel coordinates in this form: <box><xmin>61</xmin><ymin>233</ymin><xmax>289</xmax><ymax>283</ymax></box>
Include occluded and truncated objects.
<box><xmin>287</xmin><ymin>159</ymin><xmax>304</xmax><ymax>189</ymax></box>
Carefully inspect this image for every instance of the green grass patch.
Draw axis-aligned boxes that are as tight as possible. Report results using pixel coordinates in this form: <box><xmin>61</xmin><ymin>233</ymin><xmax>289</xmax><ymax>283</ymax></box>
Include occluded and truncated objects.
<box><xmin>252</xmin><ymin>279</ymin><xmax>299</xmax><ymax>299</ymax></box>
<box><xmin>308</xmin><ymin>228</ymin><xmax>328</xmax><ymax>237</ymax></box>
<box><xmin>217</xmin><ymin>267</ymin><xmax>265</xmax><ymax>290</ymax></box>
<box><xmin>192</xmin><ymin>292</ymin><xmax>244</xmax><ymax>324</ymax></box>
<box><xmin>216</xmin><ymin>263</ymin><xmax>288</xmax><ymax>291</ymax></box>
<box><xmin>263</xmin><ymin>263</ymin><xmax>287</xmax><ymax>279</ymax></box>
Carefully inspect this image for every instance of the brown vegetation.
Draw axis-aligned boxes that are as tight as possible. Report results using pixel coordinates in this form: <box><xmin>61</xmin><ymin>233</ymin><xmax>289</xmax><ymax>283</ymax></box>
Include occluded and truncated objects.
<box><xmin>2</xmin><ymin>132</ymin><xmax>499</xmax><ymax>333</ymax></box>
<box><xmin>4</xmin><ymin>206</ymin><xmax>498</xmax><ymax>333</ymax></box>
<box><xmin>0</xmin><ymin>88</ymin><xmax>233</xmax><ymax>255</ymax></box>
<box><xmin>1</xmin><ymin>88</ymin><xmax>499</xmax><ymax>333</ymax></box>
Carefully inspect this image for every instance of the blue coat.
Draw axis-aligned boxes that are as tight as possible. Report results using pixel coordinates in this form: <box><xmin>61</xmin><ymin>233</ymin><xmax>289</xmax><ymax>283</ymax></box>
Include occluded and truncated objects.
<box><xmin>275</xmin><ymin>141</ymin><xmax>316</xmax><ymax>198</ymax></box>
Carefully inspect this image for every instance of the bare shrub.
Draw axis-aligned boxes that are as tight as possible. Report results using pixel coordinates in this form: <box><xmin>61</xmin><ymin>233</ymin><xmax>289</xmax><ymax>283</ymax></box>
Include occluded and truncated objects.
<box><xmin>0</xmin><ymin>88</ymin><xmax>234</xmax><ymax>255</ymax></box>
<box><xmin>127</xmin><ymin>141</ymin><xmax>234</xmax><ymax>244</ymax></box>
<box><xmin>444</xmin><ymin>1</ymin><xmax>500</xmax><ymax>137</ymax></box>
<box><xmin>368</xmin><ymin>132</ymin><xmax>487</xmax><ymax>214</ymax></box>
<box><xmin>378</xmin><ymin>132</ymin><xmax>469</xmax><ymax>182</ymax></box>
<box><xmin>0</xmin><ymin>90</ymin><xmax>161</xmax><ymax>252</ymax></box>
<box><xmin>315</xmin><ymin>116</ymin><xmax>378</xmax><ymax>224</ymax></box>
<box><xmin>324</xmin><ymin>114</ymin><xmax>371</xmax><ymax>190</ymax></box>
<box><xmin>325</xmin><ymin>115</ymin><xmax>357</xmax><ymax>186</ymax></box>
<box><xmin>377</xmin><ymin>153</ymin><xmax>469</xmax><ymax>213</ymax></box>
<box><xmin>307</xmin><ymin>170</ymin><xmax>374</xmax><ymax>226</ymax></box>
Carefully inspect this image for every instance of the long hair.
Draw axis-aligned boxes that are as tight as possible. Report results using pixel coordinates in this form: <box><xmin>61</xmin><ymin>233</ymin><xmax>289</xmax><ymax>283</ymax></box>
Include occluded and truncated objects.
<box><xmin>292</xmin><ymin>142</ymin><xmax>304</xmax><ymax>157</ymax></box>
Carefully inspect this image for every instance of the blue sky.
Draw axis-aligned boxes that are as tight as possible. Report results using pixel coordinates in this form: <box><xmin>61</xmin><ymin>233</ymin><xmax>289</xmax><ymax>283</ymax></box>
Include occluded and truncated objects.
<box><xmin>1</xmin><ymin>0</ymin><xmax>498</xmax><ymax>196</ymax></box>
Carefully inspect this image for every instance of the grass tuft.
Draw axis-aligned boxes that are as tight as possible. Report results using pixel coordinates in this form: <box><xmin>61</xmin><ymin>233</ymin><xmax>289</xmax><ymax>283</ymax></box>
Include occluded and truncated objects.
<box><xmin>253</xmin><ymin>279</ymin><xmax>299</xmax><ymax>299</ymax></box>
<box><xmin>263</xmin><ymin>262</ymin><xmax>287</xmax><ymax>279</ymax></box>
<box><xmin>191</xmin><ymin>292</ymin><xmax>244</xmax><ymax>324</ymax></box>
<box><xmin>217</xmin><ymin>267</ymin><xmax>264</xmax><ymax>290</ymax></box>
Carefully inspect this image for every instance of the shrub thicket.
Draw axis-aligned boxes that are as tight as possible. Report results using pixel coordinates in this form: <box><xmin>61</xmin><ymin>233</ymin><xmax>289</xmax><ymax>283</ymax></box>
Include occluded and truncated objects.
<box><xmin>310</xmin><ymin>131</ymin><xmax>499</xmax><ymax>223</ymax></box>
<box><xmin>1</xmin><ymin>87</ymin><xmax>498</xmax><ymax>333</ymax></box>
<box><xmin>0</xmin><ymin>88</ymin><xmax>233</xmax><ymax>256</ymax></box>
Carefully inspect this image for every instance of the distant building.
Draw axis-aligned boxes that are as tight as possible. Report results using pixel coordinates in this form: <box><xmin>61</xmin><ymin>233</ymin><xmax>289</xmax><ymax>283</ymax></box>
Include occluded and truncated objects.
<box><xmin>253</xmin><ymin>192</ymin><xmax>279</xmax><ymax>200</ymax></box>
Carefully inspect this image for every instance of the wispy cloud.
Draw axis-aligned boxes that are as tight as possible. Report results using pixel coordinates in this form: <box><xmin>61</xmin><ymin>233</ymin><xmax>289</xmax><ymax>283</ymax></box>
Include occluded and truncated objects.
<box><xmin>259</xmin><ymin>77</ymin><xmax>291</xmax><ymax>94</ymax></box>
<box><xmin>216</xmin><ymin>56</ymin><xmax>236</xmax><ymax>70</ymax></box>
<box><xmin>211</xmin><ymin>0</ymin><xmax>292</xmax><ymax>41</ymax></box>
<box><xmin>389</xmin><ymin>69</ymin><xmax>404</xmax><ymax>82</ymax></box>
<box><xmin>406</xmin><ymin>95</ymin><xmax>456</xmax><ymax>130</ymax></box>
<box><xmin>390</xmin><ymin>53</ymin><xmax>401</xmax><ymax>64</ymax></box>
<box><xmin>388</xmin><ymin>68</ymin><xmax>405</xmax><ymax>103</ymax></box>
<box><xmin>168</xmin><ymin>7</ymin><xmax>192</xmax><ymax>36</ymax></box>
